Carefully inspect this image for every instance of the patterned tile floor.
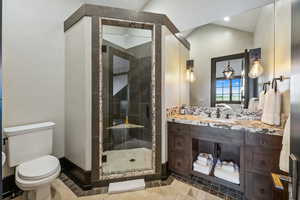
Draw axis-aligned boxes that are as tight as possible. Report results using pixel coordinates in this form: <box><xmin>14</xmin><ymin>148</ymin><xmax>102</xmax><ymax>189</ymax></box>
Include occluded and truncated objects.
<box><xmin>13</xmin><ymin>177</ymin><xmax>224</xmax><ymax>200</ymax></box>
<box><xmin>12</xmin><ymin>170</ymin><xmax>245</xmax><ymax>200</ymax></box>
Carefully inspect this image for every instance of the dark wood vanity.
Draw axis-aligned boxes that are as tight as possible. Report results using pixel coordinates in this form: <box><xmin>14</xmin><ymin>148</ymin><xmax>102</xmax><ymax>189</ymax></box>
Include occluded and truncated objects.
<box><xmin>168</xmin><ymin>122</ymin><xmax>283</xmax><ymax>200</ymax></box>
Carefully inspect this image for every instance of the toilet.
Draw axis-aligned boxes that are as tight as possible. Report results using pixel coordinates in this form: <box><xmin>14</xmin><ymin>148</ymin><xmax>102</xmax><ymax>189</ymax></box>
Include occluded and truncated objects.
<box><xmin>4</xmin><ymin>122</ymin><xmax>61</xmax><ymax>200</ymax></box>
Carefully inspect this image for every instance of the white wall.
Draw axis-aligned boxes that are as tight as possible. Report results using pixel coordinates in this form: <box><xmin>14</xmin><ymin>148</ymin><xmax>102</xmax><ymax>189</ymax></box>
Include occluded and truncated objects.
<box><xmin>2</xmin><ymin>0</ymin><xmax>96</xmax><ymax>177</ymax></box>
<box><xmin>187</xmin><ymin>24</ymin><xmax>253</xmax><ymax>106</ymax></box>
<box><xmin>161</xmin><ymin>26</ymin><xmax>190</xmax><ymax>163</ymax></box>
<box><xmin>65</xmin><ymin>17</ymin><xmax>92</xmax><ymax>171</ymax></box>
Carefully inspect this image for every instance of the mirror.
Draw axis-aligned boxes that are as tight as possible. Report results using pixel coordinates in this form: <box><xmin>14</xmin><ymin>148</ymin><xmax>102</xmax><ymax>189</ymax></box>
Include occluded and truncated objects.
<box><xmin>101</xmin><ymin>22</ymin><xmax>154</xmax><ymax>176</ymax></box>
<box><xmin>187</xmin><ymin>1</ymin><xmax>275</xmax><ymax>111</ymax></box>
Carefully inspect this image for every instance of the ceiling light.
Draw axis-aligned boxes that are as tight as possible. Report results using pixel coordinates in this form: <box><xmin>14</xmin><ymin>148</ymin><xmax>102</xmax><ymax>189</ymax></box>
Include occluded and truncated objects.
<box><xmin>224</xmin><ymin>16</ymin><xmax>230</xmax><ymax>22</ymax></box>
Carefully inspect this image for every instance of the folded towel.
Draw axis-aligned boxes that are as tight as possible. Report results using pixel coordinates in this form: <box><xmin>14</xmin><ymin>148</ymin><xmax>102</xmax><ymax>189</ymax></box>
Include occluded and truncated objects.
<box><xmin>261</xmin><ymin>88</ymin><xmax>281</xmax><ymax>125</ymax></box>
<box><xmin>221</xmin><ymin>161</ymin><xmax>235</xmax><ymax>173</ymax></box>
<box><xmin>214</xmin><ymin>168</ymin><xmax>240</xmax><ymax>184</ymax></box>
<box><xmin>193</xmin><ymin>162</ymin><xmax>212</xmax><ymax>175</ymax></box>
<box><xmin>195</xmin><ymin>158</ymin><xmax>213</xmax><ymax>166</ymax></box>
<box><xmin>197</xmin><ymin>153</ymin><xmax>213</xmax><ymax>163</ymax></box>
<box><xmin>280</xmin><ymin>115</ymin><xmax>290</xmax><ymax>173</ymax></box>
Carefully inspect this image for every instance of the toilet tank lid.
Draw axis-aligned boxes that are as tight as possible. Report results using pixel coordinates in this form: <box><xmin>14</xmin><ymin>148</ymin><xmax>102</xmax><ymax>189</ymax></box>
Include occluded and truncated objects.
<box><xmin>4</xmin><ymin>122</ymin><xmax>56</xmax><ymax>137</ymax></box>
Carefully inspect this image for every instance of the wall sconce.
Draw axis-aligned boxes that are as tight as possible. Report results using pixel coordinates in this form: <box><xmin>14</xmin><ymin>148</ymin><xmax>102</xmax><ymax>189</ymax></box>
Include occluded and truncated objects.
<box><xmin>248</xmin><ymin>48</ymin><xmax>264</xmax><ymax>79</ymax></box>
<box><xmin>248</xmin><ymin>57</ymin><xmax>264</xmax><ymax>78</ymax></box>
<box><xmin>186</xmin><ymin>60</ymin><xmax>195</xmax><ymax>82</ymax></box>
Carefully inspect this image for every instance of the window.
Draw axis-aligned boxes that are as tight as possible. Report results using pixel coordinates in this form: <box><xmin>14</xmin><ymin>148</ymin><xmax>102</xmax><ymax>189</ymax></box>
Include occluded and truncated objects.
<box><xmin>216</xmin><ymin>77</ymin><xmax>242</xmax><ymax>103</ymax></box>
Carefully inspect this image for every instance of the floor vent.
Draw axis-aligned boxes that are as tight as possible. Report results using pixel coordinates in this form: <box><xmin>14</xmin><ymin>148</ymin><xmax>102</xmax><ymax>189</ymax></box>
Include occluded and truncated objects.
<box><xmin>108</xmin><ymin>179</ymin><xmax>145</xmax><ymax>194</ymax></box>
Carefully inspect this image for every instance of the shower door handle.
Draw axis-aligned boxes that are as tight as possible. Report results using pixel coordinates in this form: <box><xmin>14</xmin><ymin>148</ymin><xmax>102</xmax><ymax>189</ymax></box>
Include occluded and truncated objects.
<box><xmin>102</xmin><ymin>155</ymin><xmax>107</xmax><ymax>163</ymax></box>
<box><xmin>146</xmin><ymin>105</ymin><xmax>150</xmax><ymax>119</ymax></box>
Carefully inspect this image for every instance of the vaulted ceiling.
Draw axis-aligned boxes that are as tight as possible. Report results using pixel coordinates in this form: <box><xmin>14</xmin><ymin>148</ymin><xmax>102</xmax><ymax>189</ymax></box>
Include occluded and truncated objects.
<box><xmin>86</xmin><ymin>0</ymin><xmax>274</xmax><ymax>32</ymax></box>
<box><xmin>143</xmin><ymin>0</ymin><xmax>274</xmax><ymax>31</ymax></box>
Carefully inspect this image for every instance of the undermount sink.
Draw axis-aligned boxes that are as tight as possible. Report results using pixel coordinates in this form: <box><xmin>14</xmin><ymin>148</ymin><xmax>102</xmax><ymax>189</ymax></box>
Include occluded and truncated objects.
<box><xmin>2</xmin><ymin>152</ymin><xmax>6</xmax><ymax>166</ymax></box>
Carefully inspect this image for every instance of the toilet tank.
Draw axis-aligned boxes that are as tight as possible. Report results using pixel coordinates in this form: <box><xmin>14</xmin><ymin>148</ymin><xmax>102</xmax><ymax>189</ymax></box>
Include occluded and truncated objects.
<box><xmin>4</xmin><ymin>122</ymin><xmax>56</xmax><ymax>167</ymax></box>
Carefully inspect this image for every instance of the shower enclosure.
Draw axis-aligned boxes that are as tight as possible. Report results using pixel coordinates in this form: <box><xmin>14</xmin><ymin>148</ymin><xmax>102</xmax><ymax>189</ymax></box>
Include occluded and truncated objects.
<box><xmin>64</xmin><ymin>4</ymin><xmax>190</xmax><ymax>187</ymax></box>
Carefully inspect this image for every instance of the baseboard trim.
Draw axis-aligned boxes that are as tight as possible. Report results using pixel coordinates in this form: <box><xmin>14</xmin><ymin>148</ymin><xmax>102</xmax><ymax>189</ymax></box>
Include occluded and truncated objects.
<box><xmin>59</xmin><ymin>157</ymin><xmax>92</xmax><ymax>190</ymax></box>
<box><xmin>161</xmin><ymin>162</ymin><xmax>170</xmax><ymax>180</ymax></box>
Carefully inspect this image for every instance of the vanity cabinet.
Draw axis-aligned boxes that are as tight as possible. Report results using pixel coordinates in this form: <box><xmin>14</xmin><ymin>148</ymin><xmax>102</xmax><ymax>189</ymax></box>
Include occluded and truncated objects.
<box><xmin>167</xmin><ymin>122</ymin><xmax>283</xmax><ymax>200</ymax></box>
<box><xmin>245</xmin><ymin>132</ymin><xmax>282</xmax><ymax>200</ymax></box>
<box><xmin>168</xmin><ymin>123</ymin><xmax>191</xmax><ymax>177</ymax></box>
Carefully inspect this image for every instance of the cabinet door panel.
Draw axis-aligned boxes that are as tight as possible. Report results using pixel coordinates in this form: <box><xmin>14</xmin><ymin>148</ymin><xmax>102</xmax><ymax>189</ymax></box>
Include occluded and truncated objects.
<box><xmin>245</xmin><ymin>147</ymin><xmax>281</xmax><ymax>173</ymax></box>
<box><xmin>246</xmin><ymin>172</ymin><xmax>273</xmax><ymax>200</ymax></box>
<box><xmin>169</xmin><ymin>151</ymin><xmax>190</xmax><ymax>176</ymax></box>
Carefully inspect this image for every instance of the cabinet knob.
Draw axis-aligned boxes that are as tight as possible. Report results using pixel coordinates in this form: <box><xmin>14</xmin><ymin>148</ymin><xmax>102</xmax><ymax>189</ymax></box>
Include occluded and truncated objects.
<box><xmin>260</xmin><ymin>188</ymin><xmax>265</xmax><ymax>194</ymax></box>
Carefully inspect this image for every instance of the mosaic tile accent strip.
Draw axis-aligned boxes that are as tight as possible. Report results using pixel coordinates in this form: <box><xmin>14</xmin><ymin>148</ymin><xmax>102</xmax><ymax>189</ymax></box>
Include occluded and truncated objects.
<box><xmin>98</xmin><ymin>18</ymin><xmax>158</xmax><ymax>181</ymax></box>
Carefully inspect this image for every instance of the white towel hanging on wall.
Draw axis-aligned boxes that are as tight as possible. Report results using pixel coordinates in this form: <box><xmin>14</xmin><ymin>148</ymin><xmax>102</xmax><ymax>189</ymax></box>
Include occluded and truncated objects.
<box><xmin>261</xmin><ymin>80</ymin><xmax>282</xmax><ymax>125</ymax></box>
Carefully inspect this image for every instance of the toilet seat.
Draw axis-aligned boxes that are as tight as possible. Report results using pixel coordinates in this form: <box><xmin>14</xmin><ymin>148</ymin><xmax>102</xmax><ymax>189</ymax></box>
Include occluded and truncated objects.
<box><xmin>17</xmin><ymin>155</ymin><xmax>60</xmax><ymax>181</ymax></box>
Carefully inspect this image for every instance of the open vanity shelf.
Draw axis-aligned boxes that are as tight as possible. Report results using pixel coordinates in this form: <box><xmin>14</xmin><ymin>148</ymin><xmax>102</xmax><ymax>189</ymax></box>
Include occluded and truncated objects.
<box><xmin>191</xmin><ymin>139</ymin><xmax>243</xmax><ymax>191</ymax></box>
<box><xmin>168</xmin><ymin>121</ymin><xmax>283</xmax><ymax>199</ymax></box>
<box><xmin>190</xmin><ymin>169</ymin><xmax>242</xmax><ymax>192</ymax></box>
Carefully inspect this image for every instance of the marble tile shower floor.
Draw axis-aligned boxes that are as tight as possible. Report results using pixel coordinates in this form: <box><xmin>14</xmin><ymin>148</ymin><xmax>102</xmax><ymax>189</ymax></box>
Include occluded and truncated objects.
<box><xmin>102</xmin><ymin>148</ymin><xmax>152</xmax><ymax>175</ymax></box>
<box><xmin>13</xmin><ymin>178</ymin><xmax>223</xmax><ymax>200</ymax></box>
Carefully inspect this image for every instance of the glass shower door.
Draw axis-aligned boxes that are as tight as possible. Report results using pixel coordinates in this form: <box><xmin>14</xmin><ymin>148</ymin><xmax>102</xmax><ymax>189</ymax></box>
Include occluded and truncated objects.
<box><xmin>100</xmin><ymin>21</ymin><xmax>154</xmax><ymax>178</ymax></box>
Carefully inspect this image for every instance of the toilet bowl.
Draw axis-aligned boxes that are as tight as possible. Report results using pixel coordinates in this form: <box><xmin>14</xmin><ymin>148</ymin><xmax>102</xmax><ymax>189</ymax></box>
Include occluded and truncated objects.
<box><xmin>15</xmin><ymin>155</ymin><xmax>61</xmax><ymax>200</ymax></box>
<box><xmin>4</xmin><ymin>122</ymin><xmax>60</xmax><ymax>200</ymax></box>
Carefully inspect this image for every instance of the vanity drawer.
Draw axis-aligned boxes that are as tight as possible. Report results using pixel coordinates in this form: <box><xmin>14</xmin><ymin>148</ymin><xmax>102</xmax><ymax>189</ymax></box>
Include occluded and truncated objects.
<box><xmin>190</xmin><ymin>125</ymin><xmax>244</xmax><ymax>145</ymax></box>
<box><xmin>245</xmin><ymin>147</ymin><xmax>281</xmax><ymax>173</ymax></box>
<box><xmin>246</xmin><ymin>132</ymin><xmax>282</xmax><ymax>149</ymax></box>
<box><xmin>246</xmin><ymin>172</ymin><xmax>273</xmax><ymax>200</ymax></box>
<box><xmin>168</xmin><ymin>122</ymin><xmax>190</xmax><ymax>135</ymax></box>
<box><xmin>169</xmin><ymin>151</ymin><xmax>190</xmax><ymax>176</ymax></box>
<box><xmin>172</xmin><ymin>134</ymin><xmax>188</xmax><ymax>152</ymax></box>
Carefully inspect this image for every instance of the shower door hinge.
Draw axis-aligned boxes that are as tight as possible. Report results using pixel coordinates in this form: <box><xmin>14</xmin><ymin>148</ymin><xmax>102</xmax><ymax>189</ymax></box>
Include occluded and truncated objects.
<box><xmin>102</xmin><ymin>155</ymin><xmax>107</xmax><ymax>163</ymax></box>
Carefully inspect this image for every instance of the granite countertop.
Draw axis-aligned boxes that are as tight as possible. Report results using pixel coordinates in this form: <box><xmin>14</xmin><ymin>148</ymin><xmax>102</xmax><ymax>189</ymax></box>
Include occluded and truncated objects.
<box><xmin>167</xmin><ymin>114</ymin><xmax>283</xmax><ymax>136</ymax></box>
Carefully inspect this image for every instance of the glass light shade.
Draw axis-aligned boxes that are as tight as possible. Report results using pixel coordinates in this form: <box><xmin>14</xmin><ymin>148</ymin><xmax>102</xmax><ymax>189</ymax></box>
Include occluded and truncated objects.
<box><xmin>249</xmin><ymin>60</ymin><xmax>264</xmax><ymax>78</ymax></box>
<box><xmin>186</xmin><ymin>68</ymin><xmax>191</xmax><ymax>81</ymax></box>
<box><xmin>223</xmin><ymin>62</ymin><xmax>234</xmax><ymax>79</ymax></box>
<box><xmin>224</xmin><ymin>71</ymin><xmax>233</xmax><ymax>79</ymax></box>
<box><xmin>190</xmin><ymin>70</ymin><xmax>195</xmax><ymax>82</ymax></box>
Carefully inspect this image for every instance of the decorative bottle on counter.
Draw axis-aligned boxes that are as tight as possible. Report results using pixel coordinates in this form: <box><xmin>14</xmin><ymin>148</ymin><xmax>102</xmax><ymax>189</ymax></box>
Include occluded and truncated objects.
<box><xmin>180</xmin><ymin>105</ymin><xmax>186</xmax><ymax>115</ymax></box>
